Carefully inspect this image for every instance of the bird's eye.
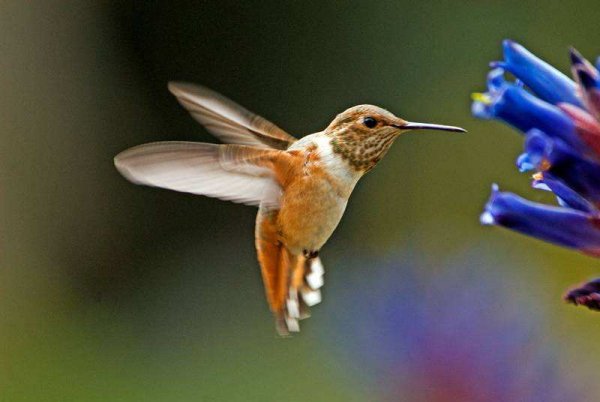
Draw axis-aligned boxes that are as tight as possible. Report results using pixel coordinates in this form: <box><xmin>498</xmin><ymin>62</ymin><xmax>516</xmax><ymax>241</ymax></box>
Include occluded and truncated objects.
<box><xmin>363</xmin><ymin>116</ymin><xmax>377</xmax><ymax>128</ymax></box>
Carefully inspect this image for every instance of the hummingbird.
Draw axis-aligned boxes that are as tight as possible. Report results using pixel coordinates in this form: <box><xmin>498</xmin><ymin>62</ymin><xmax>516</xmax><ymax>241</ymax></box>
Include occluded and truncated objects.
<box><xmin>114</xmin><ymin>83</ymin><xmax>465</xmax><ymax>335</ymax></box>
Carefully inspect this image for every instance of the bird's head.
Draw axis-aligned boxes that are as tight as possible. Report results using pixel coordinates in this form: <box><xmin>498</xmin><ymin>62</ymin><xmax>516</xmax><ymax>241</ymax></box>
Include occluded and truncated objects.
<box><xmin>325</xmin><ymin>105</ymin><xmax>465</xmax><ymax>172</ymax></box>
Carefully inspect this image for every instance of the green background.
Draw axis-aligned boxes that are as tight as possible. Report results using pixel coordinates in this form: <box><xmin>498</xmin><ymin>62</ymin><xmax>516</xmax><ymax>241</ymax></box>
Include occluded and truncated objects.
<box><xmin>3</xmin><ymin>1</ymin><xmax>600</xmax><ymax>400</ymax></box>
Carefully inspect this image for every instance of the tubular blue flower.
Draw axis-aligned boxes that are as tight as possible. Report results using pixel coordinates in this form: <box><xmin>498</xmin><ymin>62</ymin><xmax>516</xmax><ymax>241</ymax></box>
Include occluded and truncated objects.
<box><xmin>481</xmin><ymin>185</ymin><xmax>600</xmax><ymax>256</ymax></box>
<box><xmin>472</xmin><ymin>69</ymin><xmax>583</xmax><ymax>150</ymax></box>
<box><xmin>473</xmin><ymin>41</ymin><xmax>600</xmax><ymax>310</ymax></box>
<box><xmin>327</xmin><ymin>254</ymin><xmax>581</xmax><ymax>401</ymax></box>
<box><xmin>521</xmin><ymin>130</ymin><xmax>600</xmax><ymax>204</ymax></box>
<box><xmin>532</xmin><ymin>174</ymin><xmax>598</xmax><ymax>214</ymax></box>
<box><xmin>495</xmin><ymin>40</ymin><xmax>583</xmax><ymax>107</ymax></box>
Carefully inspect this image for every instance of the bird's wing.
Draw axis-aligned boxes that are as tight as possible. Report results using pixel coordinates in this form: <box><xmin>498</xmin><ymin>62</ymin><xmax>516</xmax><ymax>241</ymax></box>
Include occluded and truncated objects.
<box><xmin>168</xmin><ymin>82</ymin><xmax>297</xmax><ymax>150</ymax></box>
<box><xmin>114</xmin><ymin>141</ymin><xmax>284</xmax><ymax>208</ymax></box>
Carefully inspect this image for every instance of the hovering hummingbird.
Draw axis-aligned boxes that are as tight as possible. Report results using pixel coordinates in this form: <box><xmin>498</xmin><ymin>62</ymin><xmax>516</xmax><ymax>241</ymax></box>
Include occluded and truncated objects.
<box><xmin>115</xmin><ymin>83</ymin><xmax>465</xmax><ymax>335</ymax></box>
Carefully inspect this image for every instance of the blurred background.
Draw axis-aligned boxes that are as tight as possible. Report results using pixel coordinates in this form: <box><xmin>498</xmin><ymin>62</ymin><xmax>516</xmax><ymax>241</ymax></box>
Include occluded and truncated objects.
<box><xmin>3</xmin><ymin>1</ymin><xmax>600</xmax><ymax>400</ymax></box>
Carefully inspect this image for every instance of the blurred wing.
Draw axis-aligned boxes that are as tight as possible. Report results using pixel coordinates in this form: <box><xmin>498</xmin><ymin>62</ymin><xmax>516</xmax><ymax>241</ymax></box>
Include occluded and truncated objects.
<box><xmin>168</xmin><ymin>82</ymin><xmax>297</xmax><ymax>150</ymax></box>
<box><xmin>114</xmin><ymin>142</ymin><xmax>283</xmax><ymax>208</ymax></box>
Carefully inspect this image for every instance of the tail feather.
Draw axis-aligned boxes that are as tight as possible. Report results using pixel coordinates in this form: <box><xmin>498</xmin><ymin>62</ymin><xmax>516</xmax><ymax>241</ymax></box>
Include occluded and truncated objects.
<box><xmin>304</xmin><ymin>257</ymin><xmax>325</xmax><ymax>292</ymax></box>
<box><xmin>255</xmin><ymin>210</ymin><xmax>326</xmax><ymax>335</ymax></box>
<box><xmin>280</xmin><ymin>256</ymin><xmax>325</xmax><ymax>334</ymax></box>
<box><xmin>300</xmin><ymin>287</ymin><xmax>322</xmax><ymax>307</ymax></box>
<box><xmin>298</xmin><ymin>298</ymin><xmax>312</xmax><ymax>320</ymax></box>
<box><xmin>300</xmin><ymin>257</ymin><xmax>324</xmax><ymax>308</ymax></box>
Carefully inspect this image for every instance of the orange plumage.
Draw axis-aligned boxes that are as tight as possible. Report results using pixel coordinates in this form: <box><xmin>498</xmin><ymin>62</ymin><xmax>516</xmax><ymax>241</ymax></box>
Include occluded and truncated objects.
<box><xmin>114</xmin><ymin>82</ymin><xmax>464</xmax><ymax>335</ymax></box>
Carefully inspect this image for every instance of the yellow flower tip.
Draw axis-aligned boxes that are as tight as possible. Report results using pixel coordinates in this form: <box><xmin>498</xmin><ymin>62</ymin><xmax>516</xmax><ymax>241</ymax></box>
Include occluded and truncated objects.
<box><xmin>532</xmin><ymin>172</ymin><xmax>544</xmax><ymax>181</ymax></box>
<box><xmin>471</xmin><ymin>92</ymin><xmax>492</xmax><ymax>104</ymax></box>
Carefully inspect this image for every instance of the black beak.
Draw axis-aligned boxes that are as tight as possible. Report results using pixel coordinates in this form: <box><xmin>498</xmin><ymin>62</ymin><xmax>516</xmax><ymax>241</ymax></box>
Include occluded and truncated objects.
<box><xmin>393</xmin><ymin>122</ymin><xmax>466</xmax><ymax>133</ymax></box>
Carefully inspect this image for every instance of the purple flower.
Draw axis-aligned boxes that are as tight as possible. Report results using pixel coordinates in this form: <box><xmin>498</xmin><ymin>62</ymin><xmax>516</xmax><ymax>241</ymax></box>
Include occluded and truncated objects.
<box><xmin>473</xmin><ymin>41</ymin><xmax>600</xmax><ymax>309</ymax></box>
<box><xmin>565</xmin><ymin>278</ymin><xmax>600</xmax><ymax>310</ymax></box>
<box><xmin>327</xmin><ymin>254</ymin><xmax>580</xmax><ymax>401</ymax></box>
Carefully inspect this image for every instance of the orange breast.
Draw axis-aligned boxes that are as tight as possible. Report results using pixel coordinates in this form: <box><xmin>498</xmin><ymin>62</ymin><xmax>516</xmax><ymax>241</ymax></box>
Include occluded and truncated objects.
<box><xmin>273</xmin><ymin>151</ymin><xmax>351</xmax><ymax>255</ymax></box>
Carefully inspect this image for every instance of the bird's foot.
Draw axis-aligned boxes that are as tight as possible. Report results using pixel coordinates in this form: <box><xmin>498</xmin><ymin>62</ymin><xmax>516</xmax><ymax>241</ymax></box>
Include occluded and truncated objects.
<box><xmin>303</xmin><ymin>249</ymin><xmax>319</xmax><ymax>259</ymax></box>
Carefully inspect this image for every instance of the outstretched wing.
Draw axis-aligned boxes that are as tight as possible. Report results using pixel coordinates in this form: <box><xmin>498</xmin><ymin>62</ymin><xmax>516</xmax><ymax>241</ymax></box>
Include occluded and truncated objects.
<box><xmin>168</xmin><ymin>82</ymin><xmax>297</xmax><ymax>150</ymax></box>
<box><xmin>114</xmin><ymin>141</ymin><xmax>283</xmax><ymax>208</ymax></box>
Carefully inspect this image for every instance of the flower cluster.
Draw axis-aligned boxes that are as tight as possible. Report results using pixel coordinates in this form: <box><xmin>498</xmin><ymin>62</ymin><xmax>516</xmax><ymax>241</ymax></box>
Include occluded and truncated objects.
<box><xmin>473</xmin><ymin>40</ymin><xmax>600</xmax><ymax>309</ymax></box>
<box><xmin>326</xmin><ymin>254</ymin><xmax>579</xmax><ymax>401</ymax></box>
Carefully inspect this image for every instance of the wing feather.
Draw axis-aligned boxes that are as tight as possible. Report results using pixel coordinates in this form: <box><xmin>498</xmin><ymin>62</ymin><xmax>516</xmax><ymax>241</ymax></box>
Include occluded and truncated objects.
<box><xmin>114</xmin><ymin>141</ymin><xmax>283</xmax><ymax>208</ymax></box>
<box><xmin>168</xmin><ymin>82</ymin><xmax>297</xmax><ymax>150</ymax></box>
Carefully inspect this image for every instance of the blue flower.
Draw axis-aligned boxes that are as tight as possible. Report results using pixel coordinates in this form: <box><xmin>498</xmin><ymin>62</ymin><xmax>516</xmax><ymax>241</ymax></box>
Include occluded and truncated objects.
<box><xmin>481</xmin><ymin>184</ymin><xmax>600</xmax><ymax>256</ymax></box>
<box><xmin>520</xmin><ymin>130</ymin><xmax>600</xmax><ymax>204</ymax></box>
<box><xmin>326</xmin><ymin>254</ymin><xmax>581</xmax><ymax>401</ymax></box>
<box><xmin>472</xmin><ymin>69</ymin><xmax>582</xmax><ymax>149</ymax></box>
<box><xmin>496</xmin><ymin>40</ymin><xmax>582</xmax><ymax>107</ymax></box>
<box><xmin>473</xmin><ymin>41</ymin><xmax>600</xmax><ymax>310</ymax></box>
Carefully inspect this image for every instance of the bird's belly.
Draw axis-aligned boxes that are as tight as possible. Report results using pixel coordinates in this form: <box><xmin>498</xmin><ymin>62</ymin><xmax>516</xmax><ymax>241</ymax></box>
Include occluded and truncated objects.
<box><xmin>278</xmin><ymin>177</ymin><xmax>348</xmax><ymax>255</ymax></box>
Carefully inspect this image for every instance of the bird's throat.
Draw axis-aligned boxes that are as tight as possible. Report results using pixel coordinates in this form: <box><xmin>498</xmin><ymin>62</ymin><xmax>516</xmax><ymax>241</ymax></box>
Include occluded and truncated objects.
<box><xmin>330</xmin><ymin>133</ymin><xmax>396</xmax><ymax>172</ymax></box>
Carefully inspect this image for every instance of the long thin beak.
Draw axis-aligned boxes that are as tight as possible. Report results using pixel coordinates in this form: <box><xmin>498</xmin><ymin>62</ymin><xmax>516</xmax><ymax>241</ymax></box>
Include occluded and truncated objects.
<box><xmin>394</xmin><ymin>122</ymin><xmax>466</xmax><ymax>133</ymax></box>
